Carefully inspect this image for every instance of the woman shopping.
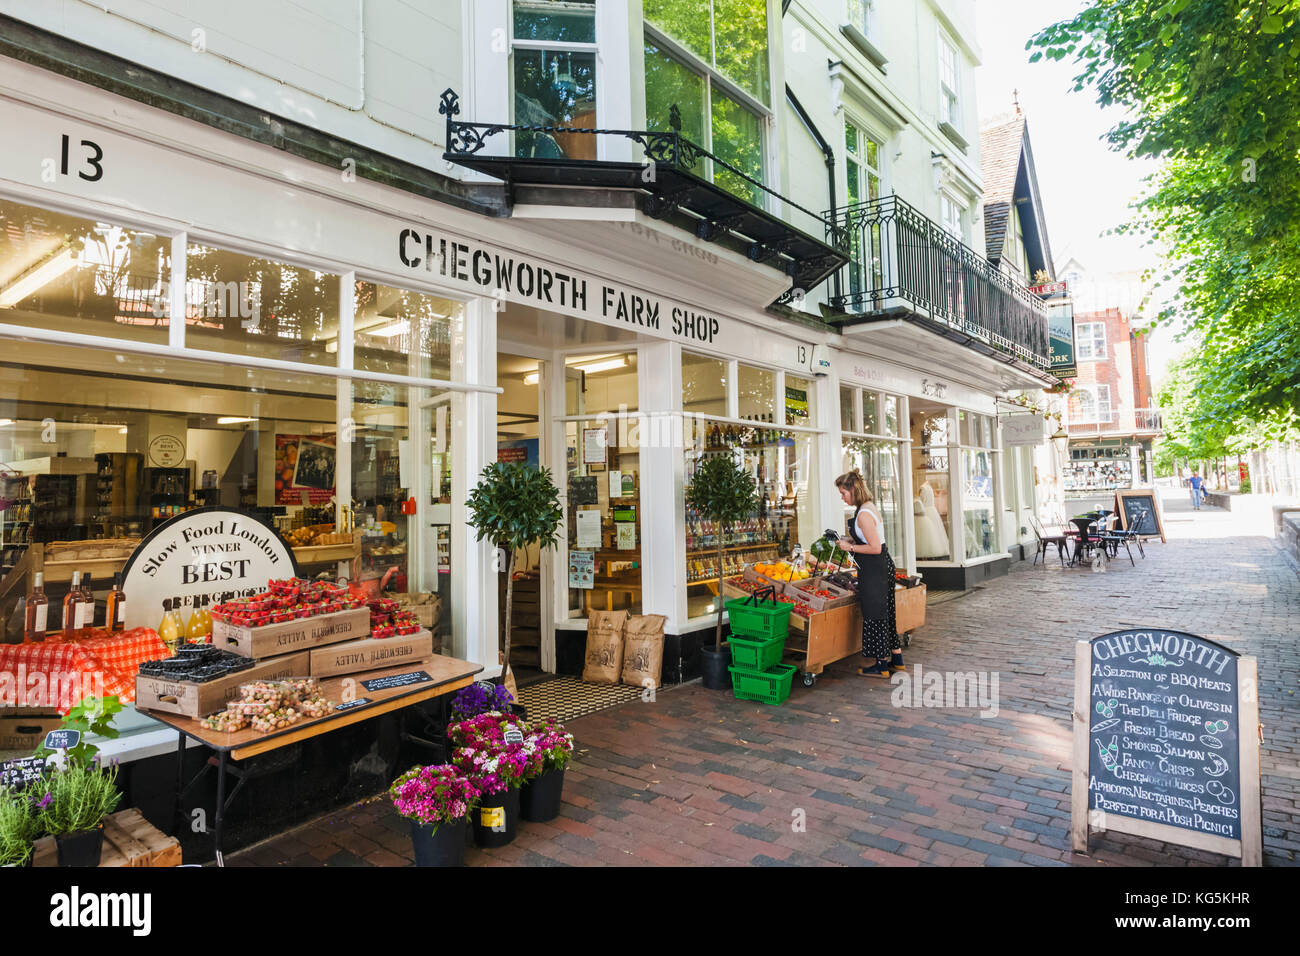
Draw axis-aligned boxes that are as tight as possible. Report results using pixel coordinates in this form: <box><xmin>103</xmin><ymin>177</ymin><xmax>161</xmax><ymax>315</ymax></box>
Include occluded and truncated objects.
<box><xmin>835</xmin><ymin>470</ymin><xmax>903</xmax><ymax>678</ymax></box>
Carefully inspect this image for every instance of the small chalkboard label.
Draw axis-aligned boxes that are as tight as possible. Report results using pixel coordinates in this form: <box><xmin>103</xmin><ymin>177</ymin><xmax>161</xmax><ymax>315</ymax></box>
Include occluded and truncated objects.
<box><xmin>360</xmin><ymin>670</ymin><xmax>433</xmax><ymax>692</ymax></box>
<box><xmin>504</xmin><ymin>728</ymin><xmax>524</xmax><ymax>745</ymax></box>
<box><xmin>569</xmin><ymin>476</ymin><xmax>598</xmax><ymax>506</ymax></box>
<box><xmin>0</xmin><ymin>755</ymin><xmax>49</xmax><ymax>790</ymax></box>
<box><xmin>334</xmin><ymin>698</ymin><xmax>372</xmax><ymax>712</ymax></box>
<box><xmin>1086</xmin><ymin>629</ymin><xmax>1241</xmax><ymax>840</ymax></box>
<box><xmin>43</xmin><ymin>729</ymin><xmax>81</xmax><ymax>751</ymax></box>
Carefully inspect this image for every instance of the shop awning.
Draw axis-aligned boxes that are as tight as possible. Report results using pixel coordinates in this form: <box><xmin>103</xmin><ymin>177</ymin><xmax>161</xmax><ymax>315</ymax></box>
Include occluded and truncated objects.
<box><xmin>439</xmin><ymin>90</ymin><xmax>849</xmax><ymax>300</ymax></box>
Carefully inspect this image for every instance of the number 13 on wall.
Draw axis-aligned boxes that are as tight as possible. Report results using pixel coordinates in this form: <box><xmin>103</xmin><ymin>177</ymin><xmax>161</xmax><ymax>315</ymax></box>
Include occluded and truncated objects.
<box><xmin>60</xmin><ymin>133</ymin><xmax>104</xmax><ymax>182</ymax></box>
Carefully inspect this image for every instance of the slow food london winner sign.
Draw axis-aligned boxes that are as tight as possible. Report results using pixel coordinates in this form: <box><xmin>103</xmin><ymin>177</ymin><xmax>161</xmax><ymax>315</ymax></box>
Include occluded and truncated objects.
<box><xmin>1071</xmin><ymin>628</ymin><xmax>1262</xmax><ymax>865</ymax></box>
<box><xmin>120</xmin><ymin>508</ymin><xmax>299</xmax><ymax>631</ymax></box>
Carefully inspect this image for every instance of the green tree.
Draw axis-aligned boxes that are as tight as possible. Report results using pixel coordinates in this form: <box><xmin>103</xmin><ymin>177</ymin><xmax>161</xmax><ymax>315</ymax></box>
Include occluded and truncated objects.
<box><xmin>465</xmin><ymin>462</ymin><xmax>563</xmax><ymax>674</ymax></box>
<box><xmin>685</xmin><ymin>454</ymin><xmax>759</xmax><ymax>652</ymax></box>
<box><xmin>1029</xmin><ymin>2</ymin><xmax>1300</xmax><ymax>432</ymax></box>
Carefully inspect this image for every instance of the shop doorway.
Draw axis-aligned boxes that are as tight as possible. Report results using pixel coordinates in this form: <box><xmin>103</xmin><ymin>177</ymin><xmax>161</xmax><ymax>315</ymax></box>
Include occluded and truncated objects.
<box><xmin>496</xmin><ymin>352</ymin><xmax>546</xmax><ymax>682</ymax></box>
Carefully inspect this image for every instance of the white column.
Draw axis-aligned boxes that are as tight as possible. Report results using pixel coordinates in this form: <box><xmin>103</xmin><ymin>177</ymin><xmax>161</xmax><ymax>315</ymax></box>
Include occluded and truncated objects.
<box><xmin>898</xmin><ymin>395</ymin><xmax>916</xmax><ymax>573</ymax></box>
<box><xmin>819</xmin><ymin>371</ymin><xmax>843</xmax><ymax>538</ymax></box>
<box><xmin>1130</xmin><ymin>444</ymin><xmax>1141</xmax><ymax>489</ymax></box>
<box><xmin>948</xmin><ymin>407</ymin><xmax>965</xmax><ymax>565</ymax></box>
<box><xmin>992</xmin><ymin>420</ymin><xmax>1009</xmax><ymax>554</ymax></box>
<box><xmin>168</xmin><ymin>233</ymin><xmax>186</xmax><ymax>350</ymax></box>
<box><xmin>458</xmin><ymin>298</ymin><xmax>498</xmax><ymax>672</ymax></box>
<box><xmin>335</xmin><ymin>273</ymin><xmax>354</xmax><ymax>580</ymax></box>
<box><xmin>638</xmin><ymin>341</ymin><xmax>680</xmax><ymax>629</ymax></box>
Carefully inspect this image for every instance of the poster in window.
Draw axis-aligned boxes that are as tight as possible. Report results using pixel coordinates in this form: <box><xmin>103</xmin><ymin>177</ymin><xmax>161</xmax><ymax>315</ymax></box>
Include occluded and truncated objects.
<box><xmin>568</xmin><ymin>550</ymin><xmax>595</xmax><ymax>590</ymax></box>
<box><xmin>583</xmin><ymin>427</ymin><xmax>607</xmax><ymax>464</ymax></box>
<box><xmin>576</xmin><ymin>509</ymin><xmax>602</xmax><ymax>548</ymax></box>
<box><xmin>569</xmin><ymin>476</ymin><xmax>598</xmax><ymax>505</ymax></box>
<box><xmin>276</xmin><ymin>434</ymin><xmax>336</xmax><ymax>504</ymax></box>
<box><xmin>616</xmin><ymin>522</ymin><xmax>636</xmax><ymax>550</ymax></box>
<box><xmin>784</xmin><ymin>386</ymin><xmax>809</xmax><ymax>421</ymax></box>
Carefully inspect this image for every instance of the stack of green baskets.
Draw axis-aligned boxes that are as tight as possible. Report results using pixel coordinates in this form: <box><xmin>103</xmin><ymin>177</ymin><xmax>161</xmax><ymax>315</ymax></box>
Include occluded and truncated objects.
<box><xmin>725</xmin><ymin>593</ymin><xmax>797</xmax><ymax>705</ymax></box>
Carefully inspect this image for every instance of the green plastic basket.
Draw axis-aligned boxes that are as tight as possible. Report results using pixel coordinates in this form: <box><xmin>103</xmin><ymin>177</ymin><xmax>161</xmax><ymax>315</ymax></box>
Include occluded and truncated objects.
<box><xmin>725</xmin><ymin>596</ymin><xmax>793</xmax><ymax>640</ymax></box>
<box><xmin>729</xmin><ymin>663</ymin><xmax>798</xmax><ymax>706</ymax></box>
<box><xmin>728</xmin><ymin>633</ymin><xmax>786</xmax><ymax>671</ymax></box>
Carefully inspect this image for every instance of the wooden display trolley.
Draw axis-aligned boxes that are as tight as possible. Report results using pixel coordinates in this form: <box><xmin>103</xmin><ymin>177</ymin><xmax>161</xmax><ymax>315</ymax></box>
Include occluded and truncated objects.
<box><xmin>724</xmin><ymin>570</ymin><xmax>927</xmax><ymax>687</ymax></box>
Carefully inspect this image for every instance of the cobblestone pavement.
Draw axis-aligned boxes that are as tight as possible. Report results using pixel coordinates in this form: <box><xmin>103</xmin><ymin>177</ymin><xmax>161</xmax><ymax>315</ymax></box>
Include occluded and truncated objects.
<box><xmin>230</xmin><ymin>491</ymin><xmax>1300</xmax><ymax>867</ymax></box>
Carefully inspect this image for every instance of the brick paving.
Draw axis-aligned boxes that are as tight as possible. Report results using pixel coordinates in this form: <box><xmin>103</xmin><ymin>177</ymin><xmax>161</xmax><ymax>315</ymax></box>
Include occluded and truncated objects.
<box><xmin>229</xmin><ymin>492</ymin><xmax>1300</xmax><ymax>867</ymax></box>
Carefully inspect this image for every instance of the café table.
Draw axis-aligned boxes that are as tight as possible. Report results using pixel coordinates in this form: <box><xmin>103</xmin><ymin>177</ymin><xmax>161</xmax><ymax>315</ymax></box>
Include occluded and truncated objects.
<box><xmin>146</xmin><ymin>655</ymin><xmax>482</xmax><ymax>863</ymax></box>
<box><xmin>1068</xmin><ymin>515</ymin><xmax>1099</xmax><ymax>566</ymax></box>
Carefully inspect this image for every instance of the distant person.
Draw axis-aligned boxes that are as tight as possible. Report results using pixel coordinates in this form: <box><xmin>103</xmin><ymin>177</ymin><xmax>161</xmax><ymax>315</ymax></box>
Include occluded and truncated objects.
<box><xmin>1189</xmin><ymin>470</ymin><xmax>1205</xmax><ymax>510</ymax></box>
<box><xmin>1181</xmin><ymin>465</ymin><xmax>1190</xmax><ymax>488</ymax></box>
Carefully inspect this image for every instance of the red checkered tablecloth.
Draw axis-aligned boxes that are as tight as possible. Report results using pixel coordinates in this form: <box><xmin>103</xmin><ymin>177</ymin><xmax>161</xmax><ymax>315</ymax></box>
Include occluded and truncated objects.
<box><xmin>0</xmin><ymin>628</ymin><xmax>169</xmax><ymax>713</ymax></box>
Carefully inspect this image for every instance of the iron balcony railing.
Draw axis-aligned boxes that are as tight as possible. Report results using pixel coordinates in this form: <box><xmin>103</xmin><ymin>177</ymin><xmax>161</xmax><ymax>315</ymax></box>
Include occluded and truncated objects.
<box><xmin>1066</xmin><ymin>411</ymin><xmax>1120</xmax><ymax>436</ymax></box>
<box><xmin>439</xmin><ymin>90</ymin><xmax>848</xmax><ymax>296</ymax></box>
<box><xmin>825</xmin><ymin>194</ymin><xmax>1050</xmax><ymax>369</ymax></box>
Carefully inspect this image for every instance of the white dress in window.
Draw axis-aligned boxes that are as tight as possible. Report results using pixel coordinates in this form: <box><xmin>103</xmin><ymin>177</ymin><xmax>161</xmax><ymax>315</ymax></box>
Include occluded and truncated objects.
<box><xmin>915</xmin><ymin>483</ymin><xmax>949</xmax><ymax>559</ymax></box>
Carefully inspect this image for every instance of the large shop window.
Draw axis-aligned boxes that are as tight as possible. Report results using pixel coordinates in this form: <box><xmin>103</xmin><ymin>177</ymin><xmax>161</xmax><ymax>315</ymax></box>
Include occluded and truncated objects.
<box><xmin>910</xmin><ymin>400</ymin><xmax>952</xmax><ymax>560</ymax></box>
<box><xmin>840</xmin><ymin>385</ymin><xmax>906</xmax><ymax>559</ymax></box>
<box><xmin>561</xmin><ymin>351</ymin><xmax>640</xmax><ymax>620</ymax></box>
<box><xmin>644</xmin><ymin>0</ymin><xmax>769</xmax><ymax>206</ymax></box>
<box><xmin>0</xmin><ymin>201</ymin><xmax>170</xmax><ymax>344</ymax></box>
<box><xmin>512</xmin><ymin>0</ymin><xmax>597</xmax><ymax>160</ymax></box>
<box><xmin>0</xmin><ymin>196</ymin><xmax>467</xmax><ymax>644</ymax></box>
<box><xmin>959</xmin><ymin>410</ymin><xmax>996</xmax><ymax>559</ymax></box>
<box><xmin>684</xmin><ymin>355</ymin><xmax>820</xmax><ymax>621</ymax></box>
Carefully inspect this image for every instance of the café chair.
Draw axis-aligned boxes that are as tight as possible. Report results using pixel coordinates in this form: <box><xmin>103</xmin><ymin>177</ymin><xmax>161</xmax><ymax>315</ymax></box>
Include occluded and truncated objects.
<box><xmin>1097</xmin><ymin>514</ymin><xmax>1136</xmax><ymax>567</ymax></box>
<box><xmin>1029</xmin><ymin>514</ymin><xmax>1070</xmax><ymax>567</ymax></box>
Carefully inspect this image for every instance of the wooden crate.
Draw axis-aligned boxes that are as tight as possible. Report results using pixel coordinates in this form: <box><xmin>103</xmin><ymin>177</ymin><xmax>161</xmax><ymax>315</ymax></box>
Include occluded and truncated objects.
<box><xmin>785</xmin><ymin>578</ymin><xmax>856</xmax><ymax>612</ymax></box>
<box><xmin>135</xmin><ymin>651</ymin><xmax>312</xmax><ymax>718</ymax></box>
<box><xmin>32</xmin><ymin>808</ymin><xmax>181</xmax><ymax>867</ymax></box>
<box><xmin>213</xmin><ymin>606</ymin><xmax>369</xmax><ymax>658</ymax></box>
<box><xmin>309</xmin><ymin>631</ymin><xmax>433</xmax><ymax>678</ymax></box>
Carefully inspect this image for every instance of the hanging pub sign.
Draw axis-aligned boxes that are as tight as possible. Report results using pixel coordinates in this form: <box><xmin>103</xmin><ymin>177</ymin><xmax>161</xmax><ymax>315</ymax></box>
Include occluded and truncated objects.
<box><xmin>1047</xmin><ymin>299</ymin><xmax>1077</xmax><ymax>379</ymax></box>
<box><xmin>120</xmin><ymin>508</ymin><xmax>299</xmax><ymax>631</ymax></box>
<box><xmin>1001</xmin><ymin>413</ymin><xmax>1045</xmax><ymax>446</ymax></box>
<box><xmin>1071</xmin><ymin>629</ymin><xmax>1262</xmax><ymax>865</ymax></box>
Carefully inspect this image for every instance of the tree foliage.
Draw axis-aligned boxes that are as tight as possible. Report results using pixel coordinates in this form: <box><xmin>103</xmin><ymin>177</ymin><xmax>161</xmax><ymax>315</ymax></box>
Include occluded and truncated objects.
<box><xmin>685</xmin><ymin>454</ymin><xmax>759</xmax><ymax>651</ymax></box>
<box><xmin>465</xmin><ymin>462</ymin><xmax>563</xmax><ymax>670</ymax></box>
<box><xmin>1029</xmin><ymin>1</ymin><xmax>1300</xmax><ymax>439</ymax></box>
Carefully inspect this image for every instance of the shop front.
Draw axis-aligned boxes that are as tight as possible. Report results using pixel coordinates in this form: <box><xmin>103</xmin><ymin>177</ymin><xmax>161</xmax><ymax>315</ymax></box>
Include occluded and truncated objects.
<box><xmin>834</xmin><ymin>340</ymin><xmax>1047</xmax><ymax>591</ymax></box>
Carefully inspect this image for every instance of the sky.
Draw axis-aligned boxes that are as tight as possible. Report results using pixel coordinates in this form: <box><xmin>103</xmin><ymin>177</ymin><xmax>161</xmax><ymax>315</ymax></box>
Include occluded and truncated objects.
<box><xmin>973</xmin><ymin>0</ymin><xmax>1183</xmax><ymax>386</ymax></box>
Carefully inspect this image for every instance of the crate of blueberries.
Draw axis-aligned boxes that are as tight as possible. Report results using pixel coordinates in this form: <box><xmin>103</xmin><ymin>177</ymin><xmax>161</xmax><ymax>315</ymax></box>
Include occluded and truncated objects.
<box><xmin>137</xmin><ymin>643</ymin><xmax>258</xmax><ymax>683</ymax></box>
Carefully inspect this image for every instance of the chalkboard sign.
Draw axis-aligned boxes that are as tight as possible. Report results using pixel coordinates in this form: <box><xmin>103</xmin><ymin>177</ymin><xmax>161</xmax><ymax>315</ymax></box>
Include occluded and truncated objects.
<box><xmin>1115</xmin><ymin>489</ymin><xmax>1166</xmax><ymax>542</ymax></box>
<box><xmin>0</xmin><ymin>755</ymin><xmax>49</xmax><ymax>790</ymax></box>
<box><xmin>569</xmin><ymin>476</ymin><xmax>598</xmax><ymax>506</ymax></box>
<box><xmin>43</xmin><ymin>729</ymin><xmax>80</xmax><ymax>751</ymax></box>
<box><xmin>360</xmin><ymin>670</ymin><xmax>432</xmax><ymax>692</ymax></box>
<box><xmin>1072</xmin><ymin>629</ymin><xmax>1262</xmax><ymax>864</ymax></box>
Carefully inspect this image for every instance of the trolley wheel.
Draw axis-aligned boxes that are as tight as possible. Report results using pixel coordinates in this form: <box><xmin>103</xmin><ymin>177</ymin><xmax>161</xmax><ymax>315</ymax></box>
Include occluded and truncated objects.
<box><xmin>903</xmin><ymin>632</ymin><xmax>911</xmax><ymax>648</ymax></box>
<box><xmin>802</xmin><ymin>672</ymin><xmax>817</xmax><ymax>687</ymax></box>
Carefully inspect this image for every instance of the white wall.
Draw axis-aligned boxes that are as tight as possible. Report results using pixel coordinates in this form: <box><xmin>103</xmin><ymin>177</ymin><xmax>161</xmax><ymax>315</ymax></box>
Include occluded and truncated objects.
<box><xmin>4</xmin><ymin>0</ymin><xmax>463</xmax><ymax>170</ymax></box>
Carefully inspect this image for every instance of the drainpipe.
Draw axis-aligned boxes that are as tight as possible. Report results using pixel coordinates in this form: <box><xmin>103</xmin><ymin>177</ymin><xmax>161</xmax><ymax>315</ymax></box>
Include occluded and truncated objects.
<box><xmin>785</xmin><ymin>84</ymin><xmax>841</xmax><ymax>304</ymax></box>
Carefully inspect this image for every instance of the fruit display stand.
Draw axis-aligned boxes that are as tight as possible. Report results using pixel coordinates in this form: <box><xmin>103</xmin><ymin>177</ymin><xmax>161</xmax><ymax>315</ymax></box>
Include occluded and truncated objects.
<box><xmin>783</xmin><ymin>582</ymin><xmax>926</xmax><ymax>687</ymax></box>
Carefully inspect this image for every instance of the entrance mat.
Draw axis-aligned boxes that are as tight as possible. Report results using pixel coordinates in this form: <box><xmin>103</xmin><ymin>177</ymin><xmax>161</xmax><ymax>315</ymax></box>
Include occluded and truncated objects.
<box><xmin>515</xmin><ymin>677</ymin><xmax>642</xmax><ymax>724</ymax></box>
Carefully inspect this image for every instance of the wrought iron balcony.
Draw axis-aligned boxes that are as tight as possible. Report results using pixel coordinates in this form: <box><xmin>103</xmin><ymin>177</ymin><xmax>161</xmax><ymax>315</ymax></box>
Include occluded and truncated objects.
<box><xmin>824</xmin><ymin>195</ymin><xmax>1051</xmax><ymax>370</ymax></box>
<box><xmin>438</xmin><ymin>90</ymin><xmax>848</xmax><ymax>296</ymax></box>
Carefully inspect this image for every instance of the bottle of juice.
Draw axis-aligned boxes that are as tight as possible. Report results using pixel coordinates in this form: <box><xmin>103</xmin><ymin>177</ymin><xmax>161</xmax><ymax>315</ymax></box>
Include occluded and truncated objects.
<box><xmin>158</xmin><ymin>598</ymin><xmax>183</xmax><ymax>654</ymax></box>
<box><xmin>76</xmin><ymin>572</ymin><xmax>94</xmax><ymax>637</ymax></box>
<box><xmin>186</xmin><ymin>598</ymin><xmax>210</xmax><ymax>644</ymax></box>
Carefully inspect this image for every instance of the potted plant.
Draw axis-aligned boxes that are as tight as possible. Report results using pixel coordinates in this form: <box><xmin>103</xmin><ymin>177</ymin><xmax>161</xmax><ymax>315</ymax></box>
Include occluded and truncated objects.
<box><xmin>33</xmin><ymin>760</ymin><xmax>121</xmax><ymax>867</ymax></box>
<box><xmin>519</xmin><ymin>719</ymin><xmax>574</xmax><ymax>823</ymax></box>
<box><xmin>465</xmin><ymin>462</ymin><xmax>563</xmax><ymax>686</ymax></box>
<box><xmin>389</xmin><ymin>763</ymin><xmax>481</xmax><ymax>867</ymax></box>
<box><xmin>685</xmin><ymin>453</ymin><xmax>760</xmax><ymax>688</ymax></box>
<box><xmin>448</xmin><ymin>712</ymin><xmax>532</xmax><ymax>848</ymax></box>
<box><xmin>0</xmin><ymin>788</ymin><xmax>37</xmax><ymax>867</ymax></box>
<box><xmin>450</xmin><ymin>680</ymin><xmax>521</xmax><ymax>722</ymax></box>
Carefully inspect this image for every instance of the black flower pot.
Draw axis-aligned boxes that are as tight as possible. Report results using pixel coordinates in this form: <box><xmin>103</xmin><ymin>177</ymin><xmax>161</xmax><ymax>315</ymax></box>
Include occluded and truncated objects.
<box><xmin>520</xmin><ymin>767</ymin><xmax>565</xmax><ymax>822</ymax></box>
<box><xmin>56</xmin><ymin>826</ymin><xmax>105</xmax><ymax>867</ymax></box>
<box><xmin>510</xmin><ymin>703</ymin><xmax>529</xmax><ymax>721</ymax></box>
<box><xmin>408</xmin><ymin>817</ymin><xmax>468</xmax><ymax>867</ymax></box>
<box><xmin>471</xmin><ymin>788</ymin><xmax>520</xmax><ymax>848</ymax></box>
<box><xmin>700</xmin><ymin>644</ymin><xmax>731</xmax><ymax>690</ymax></box>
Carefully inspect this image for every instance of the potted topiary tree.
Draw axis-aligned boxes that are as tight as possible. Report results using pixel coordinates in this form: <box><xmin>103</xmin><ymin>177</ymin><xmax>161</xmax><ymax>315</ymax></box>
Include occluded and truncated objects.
<box><xmin>685</xmin><ymin>453</ymin><xmax>759</xmax><ymax>689</ymax></box>
<box><xmin>466</xmin><ymin>462</ymin><xmax>563</xmax><ymax>686</ymax></box>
